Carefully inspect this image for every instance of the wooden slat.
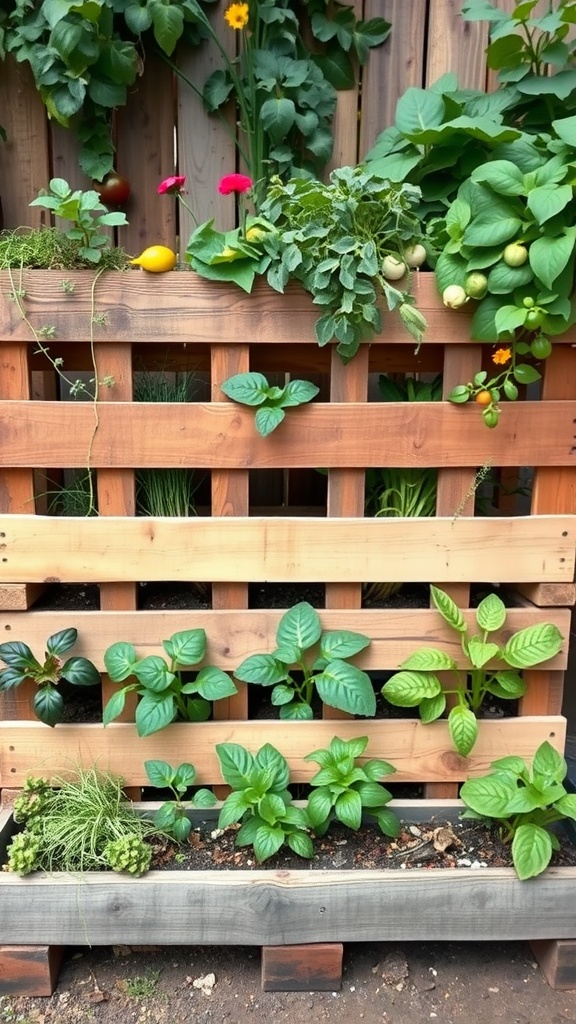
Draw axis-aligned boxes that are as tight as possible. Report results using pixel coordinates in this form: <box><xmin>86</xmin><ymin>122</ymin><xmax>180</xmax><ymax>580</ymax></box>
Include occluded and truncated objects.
<box><xmin>0</xmin><ymin>717</ymin><xmax>565</xmax><ymax>786</ymax></box>
<box><xmin>0</xmin><ymin>584</ymin><xmax>45</xmax><ymax>612</ymax></box>
<box><xmin>513</xmin><ymin>583</ymin><xmax>576</xmax><ymax>608</ymax></box>
<box><xmin>426</xmin><ymin>0</ymin><xmax>489</xmax><ymax>89</ymax></box>
<box><xmin>3</xmin><ymin>400</ymin><xmax>575</xmax><ymax>468</ymax></box>
<box><xmin>7</xmin><ymin>272</ymin><xmax>576</xmax><ymax>347</ymax></box>
<box><xmin>1</xmin><ymin>515</ymin><xmax>573</xmax><ymax>584</ymax></box>
<box><xmin>327</xmin><ymin>0</ymin><xmax>363</xmax><ymax>170</ymax></box>
<box><xmin>0</xmin><ymin>59</ymin><xmax>49</xmax><ymax>230</ymax></box>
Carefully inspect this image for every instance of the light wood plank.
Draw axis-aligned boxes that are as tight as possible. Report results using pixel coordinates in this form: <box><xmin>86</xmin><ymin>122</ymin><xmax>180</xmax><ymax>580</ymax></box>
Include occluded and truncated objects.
<box><xmin>2</xmin><ymin>400</ymin><xmax>575</xmax><ymax>468</ymax></box>
<box><xmin>0</xmin><ymin>717</ymin><xmax>566</xmax><ymax>786</ymax></box>
<box><xmin>0</xmin><ymin>515</ymin><xmax>573</xmax><ymax>584</ymax></box>
<box><xmin>0</xmin><ymin>584</ymin><xmax>45</xmax><ymax>612</ymax></box>
<box><xmin>426</xmin><ymin>0</ymin><xmax>489</xmax><ymax>88</ymax></box>
<box><xmin>0</xmin><ymin>59</ymin><xmax>49</xmax><ymax>230</ymax></box>
<box><xmin>513</xmin><ymin>583</ymin><xmax>576</xmax><ymax>608</ymax></box>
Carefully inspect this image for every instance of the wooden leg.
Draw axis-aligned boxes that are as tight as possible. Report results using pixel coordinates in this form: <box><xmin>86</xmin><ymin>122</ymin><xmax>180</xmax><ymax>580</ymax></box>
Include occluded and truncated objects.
<box><xmin>530</xmin><ymin>939</ymin><xmax>576</xmax><ymax>990</ymax></box>
<box><xmin>0</xmin><ymin>945</ymin><xmax>65</xmax><ymax>996</ymax></box>
<box><xmin>261</xmin><ymin>943</ymin><xmax>343</xmax><ymax>992</ymax></box>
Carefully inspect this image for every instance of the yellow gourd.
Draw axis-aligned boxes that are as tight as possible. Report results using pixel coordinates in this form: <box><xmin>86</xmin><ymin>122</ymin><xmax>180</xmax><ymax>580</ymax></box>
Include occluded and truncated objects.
<box><xmin>130</xmin><ymin>245</ymin><xmax>177</xmax><ymax>273</ymax></box>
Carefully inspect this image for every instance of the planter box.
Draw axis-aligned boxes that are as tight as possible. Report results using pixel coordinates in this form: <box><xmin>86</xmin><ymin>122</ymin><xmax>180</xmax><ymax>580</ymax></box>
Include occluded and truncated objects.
<box><xmin>1</xmin><ymin>802</ymin><xmax>576</xmax><ymax>947</ymax></box>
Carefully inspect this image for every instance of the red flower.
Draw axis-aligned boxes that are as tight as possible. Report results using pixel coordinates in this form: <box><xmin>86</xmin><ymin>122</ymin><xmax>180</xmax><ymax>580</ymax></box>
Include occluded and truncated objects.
<box><xmin>157</xmin><ymin>175</ymin><xmax>186</xmax><ymax>195</ymax></box>
<box><xmin>218</xmin><ymin>173</ymin><xmax>253</xmax><ymax>195</ymax></box>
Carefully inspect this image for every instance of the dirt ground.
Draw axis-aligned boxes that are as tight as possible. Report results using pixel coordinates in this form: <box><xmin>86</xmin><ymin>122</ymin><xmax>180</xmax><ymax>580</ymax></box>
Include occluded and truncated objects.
<box><xmin>2</xmin><ymin>941</ymin><xmax>576</xmax><ymax>1024</ymax></box>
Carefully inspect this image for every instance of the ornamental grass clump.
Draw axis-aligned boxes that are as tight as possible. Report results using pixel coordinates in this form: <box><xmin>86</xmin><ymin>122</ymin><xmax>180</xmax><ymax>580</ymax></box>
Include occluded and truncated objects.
<box><xmin>4</xmin><ymin>769</ymin><xmax>158</xmax><ymax>876</ymax></box>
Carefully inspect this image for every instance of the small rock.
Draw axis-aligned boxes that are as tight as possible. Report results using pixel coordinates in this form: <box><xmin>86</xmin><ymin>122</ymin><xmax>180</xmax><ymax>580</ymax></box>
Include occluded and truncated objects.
<box><xmin>192</xmin><ymin>973</ymin><xmax>216</xmax><ymax>996</ymax></box>
<box><xmin>372</xmin><ymin>950</ymin><xmax>409</xmax><ymax>987</ymax></box>
<box><xmin>409</xmin><ymin>825</ymin><xmax>422</xmax><ymax>837</ymax></box>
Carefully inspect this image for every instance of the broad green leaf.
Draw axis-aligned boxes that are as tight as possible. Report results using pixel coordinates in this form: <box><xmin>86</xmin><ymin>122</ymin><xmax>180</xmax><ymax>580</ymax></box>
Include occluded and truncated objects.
<box><xmin>487</xmin><ymin>260</ymin><xmax>534</xmax><ymax>294</ymax></box>
<box><xmin>277</xmin><ymin>602</ymin><xmax>322</xmax><ymax>652</ymax></box>
<box><xmin>235</xmin><ymin>815</ymin><xmax>259</xmax><ymax>845</ymax></box>
<box><xmin>476</xmin><ymin>592</ymin><xmax>507</xmax><ymax>632</ymax></box>
<box><xmin>419</xmin><ymin>691</ymin><xmax>447</xmax><ymax>723</ymax></box>
<box><xmin>335</xmin><ymin>789</ymin><xmax>363</xmax><ymax>830</ymax></box>
<box><xmin>215</xmin><ymin>743</ymin><xmax>254</xmax><ymax>790</ymax></box>
<box><xmin>448</xmin><ymin>705</ymin><xmax>479</xmax><ymax>756</ymax></box>
<box><xmin>150</xmin><ymin>2</ymin><xmax>184</xmax><ymax>55</ymax></box>
<box><xmin>0</xmin><ymin>641</ymin><xmax>39</xmax><ymax>672</ymax></box>
<box><xmin>320</xmin><ymin>630</ymin><xmax>371</xmax><ymax>659</ymax></box>
<box><xmin>382</xmin><ymin>671</ymin><xmax>442</xmax><ymax>707</ymax></box>
<box><xmin>490</xmin><ymin>754</ymin><xmax>527</xmax><ymax>776</ymax></box>
<box><xmin>170</xmin><ymin>815</ymin><xmax>192</xmax><ymax>843</ymax></box>
<box><xmin>260</xmin><ymin>97</ymin><xmax>296</xmax><ymax>143</ymax></box>
<box><xmin>234</xmin><ymin>654</ymin><xmax>288</xmax><ymax>686</ymax></box>
<box><xmin>489</xmin><ymin>670</ymin><xmax>526</xmax><ymax>698</ymax></box>
<box><xmin>33</xmin><ymin>685</ymin><xmax>64</xmax><ymax>727</ymax></box>
<box><xmin>364</xmin><ymin>150</ymin><xmax>423</xmax><ymax>183</ymax></box>
<box><xmin>307</xmin><ymin>788</ymin><xmax>334</xmax><ymax>828</ymax></box>
<box><xmin>463</xmin><ymin>214</ymin><xmax>522</xmax><ymax>246</ymax></box>
<box><xmin>372</xmin><ymin>806</ymin><xmax>401</xmax><ymax>838</ymax></box>
<box><xmin>253</xmin><ymin>824</ymin><xmax>285</xmax><ymax>862</ymax></box>
<box><xmin>363</xmin><ymin>758</ymin><xmax>395</xmax><ymax>780</ymax></box>
<box><xmin>471</xmin><ymin>159</ymin><xmax>525</xmax><ymax>195</ymax></box>
<box><xmin>513</xmin><ymin>363</ymin><xmax>542</xmax><ymax>385</ymax></box>
<box><xmin>0</xmin><ymin>667</ymin><xmax>27</xmax><ymax>691</ymax></box>
<box><xmin>400</xmin><ymin>649</ymin><xmax>456</xmax><ymax>672</ymax></box>
<box><xmin>144</xmin><ymin>759</ymin><xmax>175</xmax><ymax>789</ymax></box>
<box><xmin>102</xmin><ymin>687</ymin><xmax>128</xmax><ymax>726</ymax></box>
<box><xmin>103</xmin><ymin>641</ymin><xmax>138</xmax><ymax>682</ymax></box>
<box><xmin>527</xmin><ymin>184</ymin><xmax>572</xmax><ymax>225</ymax></box>
<box><xmin>529</xmin><ymin>232</ymin><xmax>576</xmax><ymax>289</ymax></box>
<box><xmin>133</xmin><ymin>656</ymin><xmax>175</xmax><ymax>693</ymax></box>
<box><xmin>430</xmin><ymin>586</ymin><xmax>467</xmax><ymax>632</ymax></box>
<box><xmin>315</xmin><ymin>660</ymin><xmax>376</xmax><ymax>716</ymax></box>
<box><xmin>61</xmin><ymin>656</ymin><xmax>100</xmax><ymax>687</ymax></box>
<box><xmin>255</xmin><ymin>406</ymin><xmax>285</xmax><ymax>436</ymax></box>
<box><xmin>279</xmin><ymin>701</ymin><xmax>314</xmax><ymax>720</ymax></box>
<box><xmin>271</xmin><ymin>683</ymin><xmax>295</xmax><ymax>706</ymax></box>
<box><xmin>467</xmin><ymin>638</ymin><xmax>501</xmax><ymax>669</ymax></box>
<box><xmin>255</xmin><ymin>744</ymin><xmax>290</xmax><ymax>791</ymax></box>
<box><xmin>218</xmin><ymin>790</ymin><xmax>252</xmax><ymax>828</ymax></box>
<box><xmin>153</xmin><ymin>802</ymin><xmax>178</xmax><ymax>828</ymax></box>
<box><xmin>553</xmin><ymin>793</ymin><xmax>576</xmax><ymax>821</ymax></box>
<box><xmin>220</xmin><ymin>372</ymin><xmax>269</xmax><ymax>406</ymax></box>
<box><xmin>46</xmin><ymin>627</ymin><xmax>78</xmax><ymax>656</ymax></box>
<box><xmin>192</xmin><ymin>666</ymin><xmax>237</xmax><ymax>701</ymax></box>
<box><xmin>395</xmin><ymin>86</ymin><xmax>445</xmax><ymax>134</ymax></box>
<box><xmin>193</xmin><ymin>788</ymin><xmax>217</xmax><ymax>809</ymax></box>
<box><xmin>512</xmin><ymin>823</ymin><xmax>552</xmax><ymax>879</ymax></box>
<box><xmin>460</xmin><ymin>775</ymin><xmax>517</xmax><ymax>817</ymax></box>
<box><xmin>532</xmin><ymin>740</ymin><xmax>566</xmax><ymax>784</ymax></box>
<box><xmin>259</xmin><ymin>793</ymin><xmax>288</xmax><ymax>826</ymax></box>
<box><xmin>135</xmin><ymin>694</ymin><xmax>176</xmax><ymax>737</ymax></box>
<box><xmin>164</xmin><ymin>628</ymin><xmax>206</xmax><ymax>666</ymax></box>
<box><xmin>356</xmin><ymin>781</ymin><xmax>392</xmax><ymax>808</ymax></box>
<box><xmin>281</xmin><ymin>379</ymin><xmax>319</xmax><ymax>407</ymax></box>
<box><xmin>502</xmin><ymin>623</ymin><xmax>563</xmax><ymax>668</ymax></box>
<box><xmin>286</xmin><ymin>831</ymin><xmax>314</xmax><ymax>859</ymax></box>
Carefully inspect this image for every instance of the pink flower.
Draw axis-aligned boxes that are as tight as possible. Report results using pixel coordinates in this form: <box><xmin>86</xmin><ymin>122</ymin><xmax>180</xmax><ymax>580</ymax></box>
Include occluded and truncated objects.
<box><xmin>218</xmin><ymin>173</ymin><xmax>253</xmax><ymax>195</ymax></box>
<box><xmin>157</xmin><ymin>175</ymin><xmax>186</xmax><ymax>195</ymax></box>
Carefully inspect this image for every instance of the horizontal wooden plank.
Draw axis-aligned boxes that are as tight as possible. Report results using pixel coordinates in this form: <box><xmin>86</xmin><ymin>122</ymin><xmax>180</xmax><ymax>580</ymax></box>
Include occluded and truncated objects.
<box><xmin>0</xmin><ymin>717</ymin><xmax>566</xmax><ymax>786</ymax></box>
<box><xmin>513</xmin><ymin>583</ymin><xmax>576</xmax><ymax>607</ymax></box>
<box><xmin>1</xmin><ymin>515</ymin><xmax>574</xmax><ymax>584</ymax></box>
<box><xmin>2</xmin><ymin>271</ymin><xmax>575</xmax><ymax>346</ymax></box>
<box><xmin>1</xmin><ymin>607</ymin><xmax>570</xmax><ymax>671</ymax></box>
<box><xmin>0</xmin><ymin>584</ymin><xmax>46</xmax><ymax>611</ymax></box>
<box><xmin>2</xmin><ymin>400</ymin><xmax>575</xmax><ymax>468</ymax></box>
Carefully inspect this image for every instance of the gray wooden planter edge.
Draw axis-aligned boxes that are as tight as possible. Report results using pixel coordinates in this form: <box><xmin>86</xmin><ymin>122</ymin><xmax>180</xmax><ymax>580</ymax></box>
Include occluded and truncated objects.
<box><xmin>1</xmin><ymin>802</ymin><xmax>575</xmax><ymax>947</ymax></box>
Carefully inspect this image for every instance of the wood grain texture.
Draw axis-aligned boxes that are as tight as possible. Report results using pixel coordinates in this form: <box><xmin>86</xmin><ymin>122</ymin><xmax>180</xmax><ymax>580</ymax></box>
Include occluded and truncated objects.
<box><xmin>0</xmin><ymin>584</ymin><xmax>46</xmax><ymax>612</ymax></box>
<box><xmin>0</xmin><ymin>607</ymin><xmax>568</xmax><ymax>671</ymax></box>
<box><xmin>0</xmin><ymin>515</ymin><xmax>573</xmax><ymax>584</ymax></box>
<box><xmin>426</xmin><ymin>0</ymin><xmax>489</xmax><ymax>88</ymax></box>
<box><xmin>531</xmin><ymin>940</ymin><xmax>576</xmax><ymax>991</ymax></box>
<box><xmin>2</xmin><ymin>401</ymin><xmax>575</xmax><ymax>468</ymax></box>
<box><xmin>0</xmin><ymin>59</ymin><xmax>49</xmax><ymax>230</ymax></box>
<box><xmin>0</xmin><ymin>717</ymin><xmax>566</xmax><ymax>787</ymax></box>
<box><xmin>513</xmin><ymin>583</ymin><xmax>576</xmax><ymax>608</ymax></box>
<box><xmin>0</xmin><ymin>945</ymin><xmax>64</xmax><ymax>997</ymax></box>
<box><xmin>262</xmin><ymin>944</ymin><xmax>343</xmax><ymax>992</ymax></box>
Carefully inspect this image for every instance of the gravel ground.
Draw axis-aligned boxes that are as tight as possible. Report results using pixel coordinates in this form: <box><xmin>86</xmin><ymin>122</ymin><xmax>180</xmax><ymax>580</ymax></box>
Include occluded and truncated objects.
<box><xmin>2</xmin><ymin>941</ymin><xmax>576</xmax><ymax>1024</ymax></box>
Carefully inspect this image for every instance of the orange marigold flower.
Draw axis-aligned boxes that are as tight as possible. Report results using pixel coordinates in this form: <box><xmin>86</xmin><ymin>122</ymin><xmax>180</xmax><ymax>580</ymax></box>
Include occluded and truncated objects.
<box><xmin>492</xmin><ymin>347</ymin><xmax>512</xmax><ymax>365</ymax></box>
<box><xmin>225</xmin><ymin>2</ymin><xmax>249</xmax><ymax>29</ymax></box>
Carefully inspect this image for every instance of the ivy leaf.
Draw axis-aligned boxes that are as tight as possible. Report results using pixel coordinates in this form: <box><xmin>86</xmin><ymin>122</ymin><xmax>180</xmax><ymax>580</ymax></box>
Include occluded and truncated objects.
<box><xmin>260</xmin><ymin>97</ymin><xmax>296</xmax><ymax>143</ymax></box>
<box><xmin>150</xmin><ymin>2</ymin><xmax>184</xmax><ymax>56</ymax></box>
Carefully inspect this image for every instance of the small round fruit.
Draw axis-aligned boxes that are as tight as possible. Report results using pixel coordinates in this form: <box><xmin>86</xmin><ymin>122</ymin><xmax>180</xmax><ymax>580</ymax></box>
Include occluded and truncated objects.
<box><xmin>442</xmin><ymin>284</ymin><xmax>468</xmax><ymax>309</ymax></box>
<box><xmin>382</xmin><ymin>255</ymin><xmax>407</xmax><ymax>280</ymax></box>
<box><xmin>404</xmin><ymin>244</ymin><xmax>427</xmax><ymax>269</ymax></box>
<box><xmin>530</xmin><ymin>335</ymin><xmax>552</xmax><ymax>359</ymax></box>
<box><xmin>94</xmin><ymin>172</ymin><xmax>131</xmax><ymax>207</ymax></box>
<box><xmin>475</xmin><ymin>390</ymin><xmax>493</xmax><ymax>406</ymax></box>
<box><xmin>130</xmin><ymin>245</ymin><xmax>177</xmax><ymax>273</ymax></box>
<box><xmin>523</xmin><ymin>296</ymin><xmax>535</xmax><ymax>308</ymax></box>
<box><xmin>524</xmin><ymin>306</ymin><xmax>545</xmax><ymax>330</ymax></box>
<box><xmin>483</xmin><ymin>407</ymin><xmax>499</xmax><ymax>429</ymax></box>
<box><xmin>465</xmin><ymin>272</ymin><xmax>488</xmax><ymax>300</ymax></box>
<box><xmin>503</xmin><ymin>242</ymin><xmax>528</xmax><ymax>267</ymax></box>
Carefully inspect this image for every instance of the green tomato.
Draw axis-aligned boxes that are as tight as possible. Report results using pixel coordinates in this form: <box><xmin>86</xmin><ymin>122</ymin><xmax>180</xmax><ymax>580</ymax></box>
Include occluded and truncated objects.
<box><xmin>382</xmin><ymin>255</ymin><xmax>406</xmax><ymax>280</ymax></box>
<box><xmin>482</xmin><ymin>407</ymin><xmax>500</xmax><ymax>429</ymax></box>
<box><xmin>404</xmin><ymin>244</ymin><xmax>427</xmax><ymax>268</ymax></box>
<box><xmin>522</xmin><ymin>296</ymin><xmax>535</xmax><ymax>308</ymax></box>
<box><xmin>465</xmin><ymin>272</ymin><xmax>488</xmax><ymax>300</ymax></box>
<box><xmin>503</xmin><ymin>243</ymin><xmax>528</xmax><ymax>267</ymax></box>
<box><xmin>524</xmin><ymin>306</ymin><xmax>545</xmax><ymax>330</ymax></box>
<box><xmin>530</xmin><ymin>335</ymin><xmax>552</xmax><ymax>360</ymax></box>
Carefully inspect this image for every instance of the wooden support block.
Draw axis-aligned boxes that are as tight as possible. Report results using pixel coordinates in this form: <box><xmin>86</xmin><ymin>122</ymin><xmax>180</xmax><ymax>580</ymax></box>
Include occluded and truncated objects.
<box><xmin>261</xmin><ymin>943</ymin><xmax>343</xmax><ymax>992</ymax></box>
<box><xmin>0</xmin><ymin>945</ymin><xmax>64</xmax><ymax>996</ymax></box>
<box><xmin>530</xmin><ymin>939</ymin><xmax>576</xmax><ymax>991</ymax></box>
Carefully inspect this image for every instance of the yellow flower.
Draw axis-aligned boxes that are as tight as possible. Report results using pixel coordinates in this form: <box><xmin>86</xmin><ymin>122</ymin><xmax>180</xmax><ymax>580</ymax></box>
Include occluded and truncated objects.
<box><xmin>225</xmin><ymin>3</ymin><xmax>249</xmax><ymax>29</ymax></box>
<box><xmin>492</xmin><ymin>347</ymin><xmax>512</xmax><ymax>365</ymax></box>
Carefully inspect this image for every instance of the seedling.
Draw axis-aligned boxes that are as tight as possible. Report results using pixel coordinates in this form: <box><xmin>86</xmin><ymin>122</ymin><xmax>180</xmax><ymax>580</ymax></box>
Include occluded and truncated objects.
<box><xmin>220</xmin><ymin>372</ymin><xmax>319</xmax><ymax>436</ymax></box>
<box><xmin>460</xmin><ymin>741</ymin><xmax>576</xmax><ymax>880</ymax></box>
<box><xmin>0</xmin><ymin>628</ymin><xmax>100</xmax><ymax>727</ymax></box>
<box><xmin>216</xmin><ymin>742</ymin><xmax>313</xmax><ymax>862</ymax></box>
<box><xmin>103</xmin><ymin>629</ymin><xmax>237</xmax><ymax>737</ymax></box>
<box><xmin>305</xmin><ymin>735</ymin><xmax>400</xmax><ymax>838</ymax></box>
<box><xmin>382</xmin><ymin>587</ymin><xmax>563</xmax><ymax>756</ymax></box>
<box><xmin>234</xmin><ymin>601</ymin><xmax>375</xmax><ymax>719</ymax></box>
<box><xmin>29</xmin><ymin>178</ymin><xmax>128</xmax><ymax>264</ymax></box>
<box><xmin>144</xmin><ymin>759</ymin><xmax>217</xmax><ymax>842</ymax></box>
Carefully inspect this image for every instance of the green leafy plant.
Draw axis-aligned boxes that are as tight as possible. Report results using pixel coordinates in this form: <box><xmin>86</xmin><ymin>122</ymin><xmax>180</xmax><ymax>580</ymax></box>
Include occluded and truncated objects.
<box><xmin>258</xmin><ymin>167</ymin><xmax>428</xmax><ymax>362</ymax></box>
<box><xmin>144</xmin><ymin>759</ymin><xmax>217</xmax><ymax>842</ymax></box>
<box><xmin>4</xmin><ymin>768</ymin><xmax>158</xmax><ymax>876</ymax></box>
<box><xmin>234</xmin><ymin>601</ymin><xmax>374</xmax><ymax>719</ymax></box>
<box><xmin>460</xmin><ymin>740</ymin><xmax>576</xmax><ymax>880</ymax></box>
<box><xmin>381</xmin><ymin>586</ymin><xmax>564</xmax><ymax>757</ymax></box>
<box><xmin>220</xmin><ymin>372</ymin><xmax>319</xmax><ymax>436</ymax></box>
<box><xmin>0</xmin><ymin>629</ymin><xmax>100</xmax><ymax>727</ymax></box>
<box><xmin>170</xmin><ymin>0</ymin><xmax>390</xmax><ymax>205</ymax></box>
<box><xmin>103</xmin><ymin>629</ymin><xmax>237</xmax><ymax>737</ymax></box>
<box><xmin>29</xmin><ymin>178</ymin><xmax>128</xmax><ymax>264</ymax></box>
<box><xmin>304</xmin><ymin>735</ymin><xmax>400</xmax><ymax>839</ymax></box>
<box><xmin>216</xmin><ymin>741</ymin><xmax>313</xmax><ymax>862</ymax></box>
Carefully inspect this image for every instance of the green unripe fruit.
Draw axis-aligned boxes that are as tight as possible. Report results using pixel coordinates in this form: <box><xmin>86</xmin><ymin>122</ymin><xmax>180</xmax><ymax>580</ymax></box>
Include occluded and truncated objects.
<box><xmin>530</xmin><ymin>336</ymin><xmax>553</xmax><ymax>360</ymax></box>
<box><xmin>503</xmin><ymin>243</ymin><xmax>528</xmax><ymax>267</ymax></box>
<box><xmin>523</xmin><ymin>296</ymin><xmax>535</xmax><ymax>308</ymax></box>
<box><xmin>482</xmin><ymin>407</ymin><xmax>500</xmax><ymax>429</ymax></box>
<box><xmin>404</xmin><ymin>243</ymin><xmax>427</xmax><ymax>268</ymax></box>
<box><xmin>465</xmin><ymin>272</ymin><xmax>488</xmax><ymax>299</ymax></box>
<box><xmin>524</xmin><ymin>306</ymin><xmax>545</xmax><ymax>330</ymax></box>
<box><xmin>442</xmin><ymin>284</ymin><xmax>468</xmax><ymax>309</ymax></box>
<box><xmin>382</xmin><ymin>255</ymin><xmax>407</xmax><ymax>280</ymax></box>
